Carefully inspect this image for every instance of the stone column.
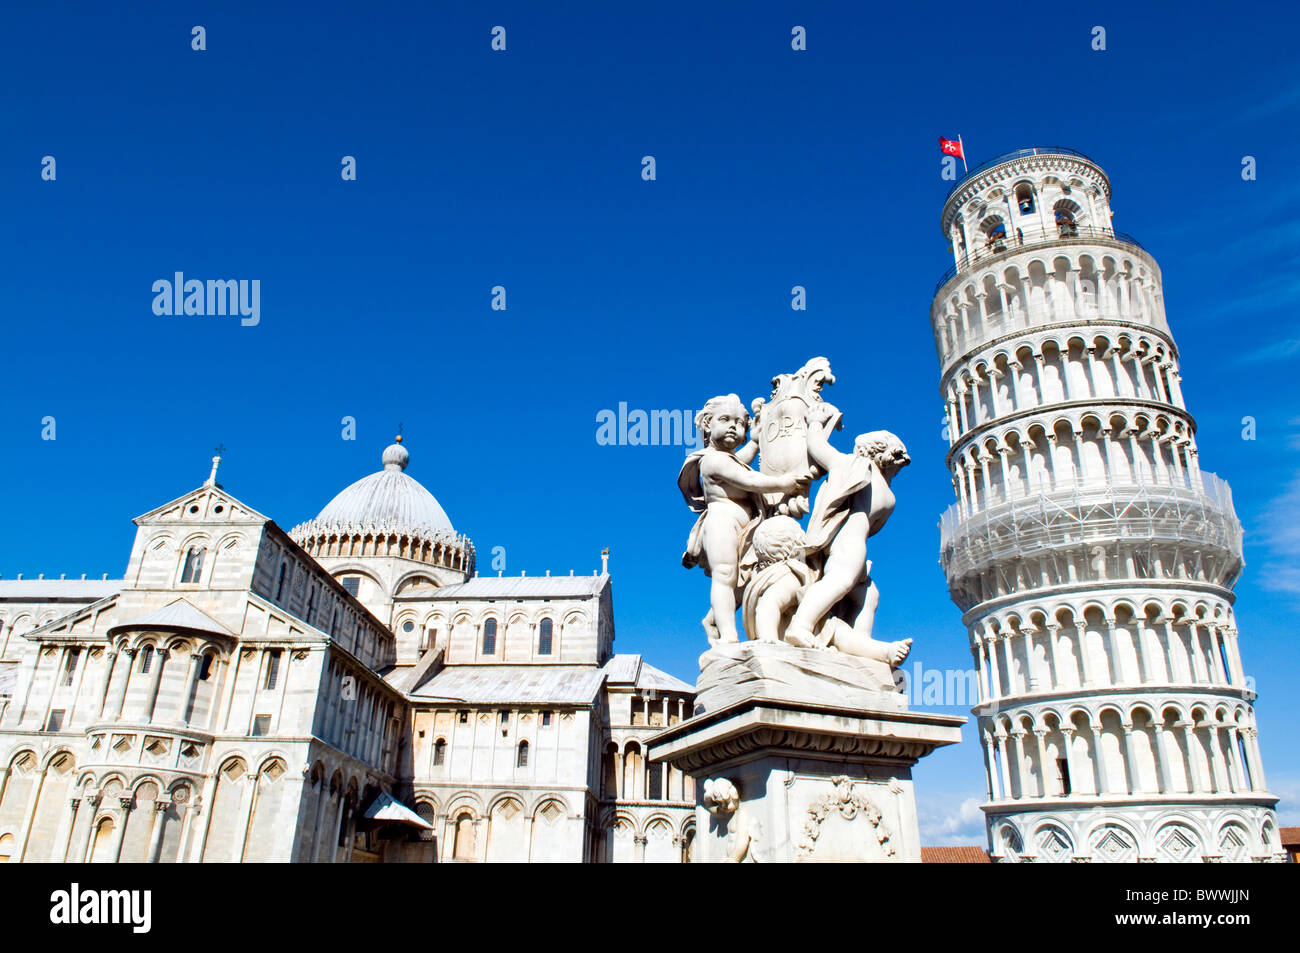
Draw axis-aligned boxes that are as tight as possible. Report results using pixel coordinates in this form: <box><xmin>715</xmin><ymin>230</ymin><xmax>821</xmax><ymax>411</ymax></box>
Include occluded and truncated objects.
<box><xmin>52</xmin><ymin>795</ymin><xmax>82</xmax><ymax>863</ymax></box>
<box><xmin>995</xmin><ymin>730</ymin><xmax>1014</xmax><ymax>800</ymax></box>
<box><xmin>1061</xmin><ymin>727</ymin><xmax>1078</xmax><ymax>796</ymax></box>
<box><xmin>1044</xmin><ymin>623</ymin><xmax>1063</xmax><ymax>689</ymax></box>
<box><xmin>1009</xmin><ymin>730</ymin><xmax>1028</xmax><ymax>799</ymax></box>
<box><xmin>80</xmin><ymin>793</ymin><xmax>103</xmax><ymax>862</ymax></box>
<box><xmin>985</xmin><ymin>634</ymin><xmax>1003</xmax><ymax>698</ymax></box>
<box><xmin>108</xmin><ymin>795</ymin><xmax>132</xmax><ymax>862</ymax></box>
<box><xmin>956</xmin><ymin>381</ymin><xmax>971</xmax><ymax>433</ymax></box>
<box><xmin>1149</xmin><ymin>358</ymin><xmax>1169</xmax><ymax>403</ymax></box>
<box><xmin>173</xmin><ymin>653</ymin><xmax>203</xmax><ymax>725</ymax></box>
<box><xmin>1151</xmin><ymin>725</ymin><xmax>1173</xmax><ymax>794</ymax></box>
<box><xmin>988</xmin><ymin>368</ymin><xmax>1004</xmax><ymax>417</ymax></box>
<box><xmin>1225</xmin><ymin>727</ymin><xmax>1247</xmax><ymax>792</ymax></box>
<box><xmin>982</xmin><ymin>733</ymin><xmax>998</xmax><ymax>800</ymax></box>
<box><xmin>1245</xmin><ymin>728</ymin><xmax>1268</xmax><ymax>792</ymax></box>
<box><xmin>1090</xmin><ymin>723</ymin><xmax>1111</xmax><ymax>796</ymax></box>
<box><xmin>216</xmin><ymin>650</ymin><xmax>248</xmax><ymax>733</ymax></box>
<box><xmin>146</xmin><ymin>795</ymin><xmax>171</xmax><ymax>862</ymax></box>
<box><xmin>1208</xmin><ymin>626</ymin><xmax>1228</xmax><ymax>685</ymax></box>
<box><xmin>1076</xmin><ymin>624</ymin><xmax>1095</xmax><ymax>687</ymax></box>
<box><xmin>1167</xmin><ymin>436</ymin><xmax>1186</xmax><ymax>487</ymax></box>
<box><xmin>998</xmin><ymin>446</ymin><xmax>1015</xmax><ymax>500</ymax></box>
<box><xmin>142</xmin><ymin>648</ymin><xmax>169</xmax><ymax>721</ymax></box>
<box><xmin>1000</xmin><ymin>633</ymin><xmax>1018</xmax><ymax>695</ymax></box>
<box><xmin>1187</xmin><ymin>625</ymin><xmax>1209</xmax><ymax>683</ymax></box>
<box><xmin>1204</xmin><ymin>726</ymin><xmax>1227</xmax><ymax>794</ymax></box>
<box><xmin>1007</xmin><ymin>359</ymin><xmax>1024</xmax><ymax>409</ymax></box>
<box><xmin>1120</xmin><ymin>723</ymin><xmax>1141</xmax><ymax>794</ymax></box>
<box><xmin>978</xmin><ymin>452</ymin><xmax>994</xmax><ymax>506</ymax></box>
<box><xmin>1034</xmin><ymin>730</ymin><xmax>1051</xmax><ymax>797</ymax></box>
<box><xmin>1181</xmin><ymin>723</ymin><xmax>1205</xmax><ymax>794</ymax></box>
<box><xmin>1031</xmin><ymin>352</ymin><xmax>1048</xmax><ymax>405</ymax></box>
<box><xmin>1225</xmin><ymin>629</ymin><xmax>1244</xmax><ymax>686</ymax></box>
<box><xmin>95</xmin><ymin>648</ymin><xmax>120</xmax><ymax>719</ymax></box>
<box><xmin>1023</xmin><ymin>627</ymin><xmax>1043</xmax><ymax>693</ymax></box>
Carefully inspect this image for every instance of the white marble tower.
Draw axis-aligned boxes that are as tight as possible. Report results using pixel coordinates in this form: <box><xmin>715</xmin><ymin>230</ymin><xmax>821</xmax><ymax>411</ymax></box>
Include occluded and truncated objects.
<box><xmin>931</xmin><ymin>148</ymin><xmax>1282</xmax><ymax>862</ymax></box>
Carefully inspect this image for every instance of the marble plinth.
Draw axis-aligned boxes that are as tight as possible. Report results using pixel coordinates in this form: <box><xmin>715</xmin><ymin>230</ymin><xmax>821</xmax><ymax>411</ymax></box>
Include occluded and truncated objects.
<box><xmin>649</xmin><ymin>688</ymin><xmax>964</xmax><ymax>863</ymax></box>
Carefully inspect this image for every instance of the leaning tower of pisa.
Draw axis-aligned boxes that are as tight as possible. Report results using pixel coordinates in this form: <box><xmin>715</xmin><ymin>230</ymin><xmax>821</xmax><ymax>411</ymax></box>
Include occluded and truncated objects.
<box><xmin>930</xmin><ymin>147</ymin><xmax>1281</xmax><ymax>863</ymax></box>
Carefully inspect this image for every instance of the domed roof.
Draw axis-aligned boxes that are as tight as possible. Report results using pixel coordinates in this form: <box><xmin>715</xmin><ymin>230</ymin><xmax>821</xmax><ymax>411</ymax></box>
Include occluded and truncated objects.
<box><xmin>313</xmin><ymin>437</ymin><xmax>455</xmax><ymax>535</ymax></box>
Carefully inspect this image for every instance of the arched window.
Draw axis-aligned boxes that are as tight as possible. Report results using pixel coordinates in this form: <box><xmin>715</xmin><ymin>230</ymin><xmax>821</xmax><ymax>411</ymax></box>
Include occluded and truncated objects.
<box><xmin>140</xmin><ymin>645</ymin><xmax>155</xmax><ymax>674</ymax></box>
<box><xmin>264</xmin><ymin>649</ymin><xmax>282</xmax><ymax>690</ymax></box>
<box><xmin>482</xmin><ymin>619</ymin><xmax>497</xmax><ymax>655</ymax></box>
<box><xmin>62</xmin><ymin>648</ymin><xmax>80</xmax><ymax>686</ymax></box>
<box><xmin>305</xmin><ymin>586</ymin><xmax>317</xmax><ymax>623</ymax></box>
<box><xmin>517</xmin><ymin>740</ymin><xmax>529</xmax><ymax>768</ymax></box>
<box><xmin>433</xmin><ymin>738</ymin><xmax>446</xmax><ymax>766</ymax></box>
<box><xmin>275</xmin><ymin>562</ymin><xmax>288</xmax><ymax>600</ymax></box>
<box><xmin>415</xmin><ymin>802</ymin><xmax>436</xmax><ymax>843</ymax></box>
<box><xmin>181</xmin><ymin>547</ymin><xmax>204</xmax><ymax>584</ymax></box>
<box><xmin>198</xmin><ymin>653</ymin><xmax>214</xmax><ymax>681</ymax></box>
<box><xmin>538</xmin><ymin>618</ymin><xmax>553</xmax><ymax>656</ymax></box>
<box><xmin>0</xmin><ymin>832</ymin><xmax>13</xmax><ymax>863</ymax></box>
<box><xmin>1055</xmin><ymin>201</ymin><xmax>1080</xmax><ymax>237</ymax></box>
<box><xmin>1016</xmin><ymin>184</ymin><xmax>1035</xmax><ymax>214</ymax></box>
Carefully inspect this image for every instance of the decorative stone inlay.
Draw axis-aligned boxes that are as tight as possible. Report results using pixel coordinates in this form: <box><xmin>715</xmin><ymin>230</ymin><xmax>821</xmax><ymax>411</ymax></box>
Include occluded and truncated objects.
<box><xmin>795</xmin><ymin>776</ymin><xmax>893</xmax><ymax>860</ymax></box>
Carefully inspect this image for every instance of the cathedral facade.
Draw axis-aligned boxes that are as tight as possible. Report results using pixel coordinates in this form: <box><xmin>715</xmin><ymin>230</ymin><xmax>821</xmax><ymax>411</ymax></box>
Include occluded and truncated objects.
<box><xmin>0</xmin><ymin>439</ymin><xmax>695</xmax><ymax>863</ymax></box>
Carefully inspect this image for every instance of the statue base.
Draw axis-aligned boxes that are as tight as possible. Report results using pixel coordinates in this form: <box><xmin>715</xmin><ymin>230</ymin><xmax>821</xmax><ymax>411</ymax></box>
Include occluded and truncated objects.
<box><xmin>694</xmin><ymin>640</ymin><xmax>904</xmax><ymax>715</ymax></box>
<box><xmin>649</xmin><ymin>661</ymin><xmax>964</xmax><ymax>862</ymax></box>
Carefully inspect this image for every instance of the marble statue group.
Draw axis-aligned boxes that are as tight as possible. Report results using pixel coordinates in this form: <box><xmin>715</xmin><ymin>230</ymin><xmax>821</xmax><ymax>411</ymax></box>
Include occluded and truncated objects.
<box><xmin>678</xmin><ymin>357</ymin><xmax>913</xmax><ymax>672</ymax></box>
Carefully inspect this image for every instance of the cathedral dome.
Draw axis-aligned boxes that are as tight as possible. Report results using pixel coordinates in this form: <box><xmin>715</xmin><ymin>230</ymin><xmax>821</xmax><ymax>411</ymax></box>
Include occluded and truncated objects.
<box><xmin>313</xmin><ymin>437</ymin><xmax>454</xmax><ymax>534</ymax></box>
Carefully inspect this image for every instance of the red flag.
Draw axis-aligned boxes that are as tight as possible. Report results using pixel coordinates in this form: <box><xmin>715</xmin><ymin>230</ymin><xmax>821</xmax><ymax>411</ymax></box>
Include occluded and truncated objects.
<box><xmin>939</xmin><ymin>137</ymin><xmax>964</xmax><ymax>159</ymax></box>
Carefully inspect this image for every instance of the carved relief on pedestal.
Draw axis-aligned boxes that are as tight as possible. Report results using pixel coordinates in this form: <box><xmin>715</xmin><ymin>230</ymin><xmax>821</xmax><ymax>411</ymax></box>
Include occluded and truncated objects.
<box><xmin>795</xmin><ymin>775</ymin><xmax>894</xmax><ymax>861</ymax></box>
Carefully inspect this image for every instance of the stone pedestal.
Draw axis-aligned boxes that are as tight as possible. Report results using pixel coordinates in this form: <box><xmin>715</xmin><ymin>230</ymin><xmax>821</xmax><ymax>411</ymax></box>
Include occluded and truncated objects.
<box><xmin>648</xmin><ymin>644</ymin><xmax>964</xmax><ymax>863</ymax></box>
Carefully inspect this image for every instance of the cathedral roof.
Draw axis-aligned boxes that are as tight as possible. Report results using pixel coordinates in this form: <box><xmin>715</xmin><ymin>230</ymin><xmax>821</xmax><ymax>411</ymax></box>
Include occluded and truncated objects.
<box><xmin>109</xmin><ymin>598</ymin><xmax>237</xmax><ymax>638</ymax></box>
<box><xmin>602</xmin><ymin>654</ymin><xmax>694</xmax><ymax>693</ymax></box>
<box><xmin>410</xmin><ymin>665</ymin><xmax>606</xmax><ymax>705</ymax></box>
<box><xmin>308</xmin><ymin>437</ymin><xmax>456</xmax><ymax>537</ymax></box>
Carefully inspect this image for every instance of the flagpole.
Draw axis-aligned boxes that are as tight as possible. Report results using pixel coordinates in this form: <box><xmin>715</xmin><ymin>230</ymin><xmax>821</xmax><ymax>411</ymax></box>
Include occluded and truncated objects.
<box><xmin>958</xmin><ymin>134</ymin><xmax>968</xmax><ymax>174</ymax></box>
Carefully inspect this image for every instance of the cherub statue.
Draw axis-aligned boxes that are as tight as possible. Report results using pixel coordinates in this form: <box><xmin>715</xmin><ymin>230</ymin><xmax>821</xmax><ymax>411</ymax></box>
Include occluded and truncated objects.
<box><xmin>741</xmin><ymin>515</ymin><xmax>812</xmax><ymax>643</ymax></box>
<box><xmin>782</xmin><ymin>405</ymin><xmax>912</xmax><ymax>666</ymax></box>
<box><xmin>679</xmin><ymin>394</ymin><xmax>811</xmax><ymax>644</ymax></box>
<box><xmin>702</xmin><ymin>777</ymin><xmax>755</xmax><ymax>863</ymax></box>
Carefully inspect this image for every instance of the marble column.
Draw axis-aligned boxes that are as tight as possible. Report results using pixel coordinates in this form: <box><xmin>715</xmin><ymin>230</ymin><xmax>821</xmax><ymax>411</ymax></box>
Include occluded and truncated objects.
<box><xmin>1152</xmin><ymin>725</ymin><xmax>1173</xmax><ymax>794</ymax></box>
<box><xmin>108</xmin><ymin>796</ymin><xmax>132</xmax><ymax>862</ymax></box>
<box><xmin>1120</xmin><ymin>724</ymin><xmax>1141</xmax><ymax>794</ymax></box>
<box><xmin>54</xmin><ymin>795</ymin><xmax>81</xmax><ymax>863</ymax></box>
<box><xmin>146</xmin><ymin>796</ymin><xmax>171</xmax><ymax>862</ymax></box>
<box><xmin>173</xmin><ymin>653</ymin><xmax>203</xmax><ymax>725</ymax></box>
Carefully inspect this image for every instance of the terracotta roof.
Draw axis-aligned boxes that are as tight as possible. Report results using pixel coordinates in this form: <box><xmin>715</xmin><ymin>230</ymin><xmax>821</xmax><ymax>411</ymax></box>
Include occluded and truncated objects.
<box><xmin>921</xmin><ymin>846</ymin><xmax>991</xmax><ymax>863</ymax></box>
<box><xmin>1280</xmin><ymin>827</ymin><xmax>1300</xmax><ymax>847</ymax></box>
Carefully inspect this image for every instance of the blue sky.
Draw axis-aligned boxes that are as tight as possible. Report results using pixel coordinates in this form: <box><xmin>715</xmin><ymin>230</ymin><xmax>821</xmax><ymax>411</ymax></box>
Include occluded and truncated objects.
<box><xmin>2</xmin><ymin>1</ymin><xmax>1298</xmax><ymax>842</ymax></box>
